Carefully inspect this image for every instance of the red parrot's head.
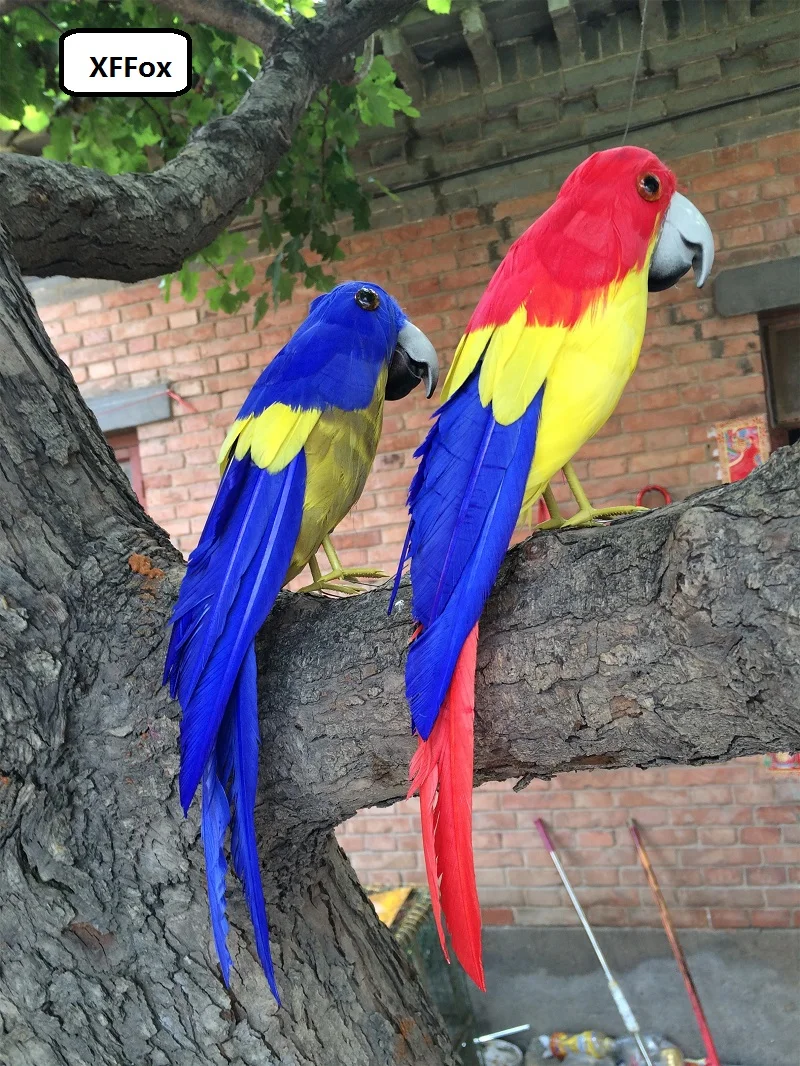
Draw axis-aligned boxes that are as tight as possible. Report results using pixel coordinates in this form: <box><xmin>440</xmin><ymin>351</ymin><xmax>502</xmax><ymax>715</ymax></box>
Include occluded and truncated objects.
<box><xmin>554</xmin><ymin>145</ymin><xmax>714</xmax><ymax>292</ymax></box>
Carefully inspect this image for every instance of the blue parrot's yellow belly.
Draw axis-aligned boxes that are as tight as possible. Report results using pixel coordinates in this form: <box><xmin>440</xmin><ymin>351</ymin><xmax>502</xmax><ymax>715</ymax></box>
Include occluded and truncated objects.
<box><xmin>521</xmin><ymin>269</ymin><xmax>648</xmax><ymax>511</ymax></box>
<box><xmin>286</xmin><ymin>370</ymin><xmax>386</xmax><ymax>580</ymax></box>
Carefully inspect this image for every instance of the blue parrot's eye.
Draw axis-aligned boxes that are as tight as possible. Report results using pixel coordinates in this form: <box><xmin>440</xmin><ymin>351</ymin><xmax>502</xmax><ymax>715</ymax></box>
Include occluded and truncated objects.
<box><xmin>355</xmin><ymin>287</ymin><xmax>380</xmax><ymax>311</ymax></box>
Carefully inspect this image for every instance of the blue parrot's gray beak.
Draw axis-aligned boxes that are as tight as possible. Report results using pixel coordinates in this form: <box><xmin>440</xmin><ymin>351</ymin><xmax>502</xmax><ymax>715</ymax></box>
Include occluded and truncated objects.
<box><xmin>386</xmin><ymin>321</ymin><xmax>439</xmax><ymax>400</ymax></box>
<box><xmin>648</xmin><ymin>192</ymin><xmax>715</xmax><ymax>292</ymax></box>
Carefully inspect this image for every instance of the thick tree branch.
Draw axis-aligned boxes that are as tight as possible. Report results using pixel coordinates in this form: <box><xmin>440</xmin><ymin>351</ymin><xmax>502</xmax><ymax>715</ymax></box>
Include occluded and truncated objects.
<box><xmin>0</xmin><ymin>0</ymin><xmax>419</xmax><ymax>281</ymax></box>
<box><xmin>0</xmin><ymin>1</ymin><xmax>44</xmax><ymax>13</ymax></box>
<box><xmin>246</xmin><ymin>444</ymin><xmax>800</xmax><ymax>835</ymax></box>
<box><xmin>150</xmin><ymin>0</ymin><xmax>285</xmax><ymax>53</ymax></box>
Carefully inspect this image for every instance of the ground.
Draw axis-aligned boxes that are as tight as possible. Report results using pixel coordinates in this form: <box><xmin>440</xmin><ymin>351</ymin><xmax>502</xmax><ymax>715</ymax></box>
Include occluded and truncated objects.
<box><xmin>471</xmin><ymin>927</ymin><xmax>798</xmax><ymax>1066</ymax></box>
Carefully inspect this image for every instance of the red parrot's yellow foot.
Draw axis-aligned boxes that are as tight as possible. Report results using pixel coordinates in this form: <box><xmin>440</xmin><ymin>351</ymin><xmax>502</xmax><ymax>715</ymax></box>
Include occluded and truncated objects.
<box><xmin>535</xmin><ymin>464</ymin><xmax>649</xmax><ymax>531</ymax></box>
<box><xmin>298</xmin><ymin>536</ymin><xmax>387</xmax><ymax>596</ymax></box>
<box><xmin>561</xmin><ymin>504</ymin><xmax>649</xmax><ymax>528</ymax></box>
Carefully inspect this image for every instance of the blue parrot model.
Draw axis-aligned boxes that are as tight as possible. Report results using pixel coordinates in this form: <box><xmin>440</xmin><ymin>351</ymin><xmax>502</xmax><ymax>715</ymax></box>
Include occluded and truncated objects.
<box><xmin>164</xmin><ymin>281</ymin><xmax>438</xmax><ymax>998</ymax></box>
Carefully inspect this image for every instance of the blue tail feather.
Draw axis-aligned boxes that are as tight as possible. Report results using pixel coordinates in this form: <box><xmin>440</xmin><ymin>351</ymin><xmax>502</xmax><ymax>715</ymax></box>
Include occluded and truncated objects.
<box><xmin>218</xmin><ymin>646</ymin><xmax>280</xmax><ymax>1001</ymax></box>
<box><xmin>201</xmin><ymin>751</ymin><xmax>233</xmax><ymax>985</ymax></box>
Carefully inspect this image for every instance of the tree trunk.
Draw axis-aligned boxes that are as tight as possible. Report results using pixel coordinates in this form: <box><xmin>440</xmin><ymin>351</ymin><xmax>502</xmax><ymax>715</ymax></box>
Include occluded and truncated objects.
<box><xmin>0</xmin><ymin>222</ymin><xmax>798</xmax><ymax>1065</ymax></box>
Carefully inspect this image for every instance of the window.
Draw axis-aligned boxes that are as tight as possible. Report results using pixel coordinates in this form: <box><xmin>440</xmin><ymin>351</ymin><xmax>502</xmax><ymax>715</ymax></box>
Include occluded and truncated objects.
<box><xmin>106</xmin><ymin>430</ymin><xmax>146</xmax><ymax>505</ymax></box>
<box><xmin>761</xmin><ymin>307</ymin><xmax>800</xmax><ymax>446</ymax></box>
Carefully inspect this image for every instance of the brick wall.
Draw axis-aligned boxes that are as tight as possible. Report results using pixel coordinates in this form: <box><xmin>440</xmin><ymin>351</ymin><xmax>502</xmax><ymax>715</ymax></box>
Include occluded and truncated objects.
<box><xmin>339</xmin><ymin>759</ymin><xmax>800</xmax><ymax>930</ymax></box>
<box><xmin>35</xmin><ymin>126</ymin><xmax>800</xmax><ymax>927</ymax></box>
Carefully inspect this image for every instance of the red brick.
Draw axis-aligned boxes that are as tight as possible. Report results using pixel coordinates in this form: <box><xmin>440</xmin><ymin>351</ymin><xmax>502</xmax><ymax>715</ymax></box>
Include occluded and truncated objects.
<box><xmin>741</xmin><ymin>827</ymin><xmax>782</xmax><ymax>845</ymax></box>
<box><xmin>709</xmin><ymin>908</ymin><xmax>751</xmax><ymax>928</ymax></box>
<box><xmin>692</xmin><ymin>160</ymin><xmax>775</xmax><ymax>193</ymax></box>
<box><xmin>683</xmin><ymin>847</ymin><xmax>762</xmax><ymax>867</ymax></box>
<box><xmin>64</xmin><ymin>309</ymin><xmax>121</xmax><ymax>333</ymax></box>
<box><xmin>751</xmin><ymin>909</ymin><xmax>792</xmax><ymax>928</ymax></box>
<box><xmin>697</xmin><ymin>827</ymin><xmax>738</xmax><ymax>846</ymax></box>
<box><xmin>111</xmin><ymin>315</ymin><xmax>168</xmax><ymax>341</ymax></box>
<box><xmin>704</xmin><ymin>867</ymin><xmax>744</xmax><ymax>886</ymax></box>
<box><xmin>764</xmin><ymin>888</ymin><xmax>800</xmax><ymax>908</ymax></box>
<box><xmin>747</xmin><ymin>867</ymin><xmax>787</xmax><ymax>886</ymax></box>
<box><xmin>481</xmin><ymin>908</ymin><xmax>514</xmax><ymax>926</ymax></box>
<box><xmin>755</xmin><ymin>805</ymin><xmax>799</xmax><ymax>824</ymax></box>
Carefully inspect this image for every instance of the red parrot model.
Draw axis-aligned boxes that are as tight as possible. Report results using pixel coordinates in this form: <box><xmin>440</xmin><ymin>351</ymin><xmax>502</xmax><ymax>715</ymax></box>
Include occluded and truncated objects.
<box><xmin>391</xmin><ymin>146</ymin><xmax>715</xmax><ymax>989</ymax></box>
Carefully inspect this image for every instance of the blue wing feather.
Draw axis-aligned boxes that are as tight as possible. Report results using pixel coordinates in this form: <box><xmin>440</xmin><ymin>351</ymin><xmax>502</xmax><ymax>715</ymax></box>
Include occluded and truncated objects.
<box><xmin>403</xmin><ymin>370</ymin><xmax>543</xmax><ymax>738</ymax></box>
<box><xmin>167</xmin><ymin>453</ymin><xmax>306</xmax><ymax>814</ymax></box>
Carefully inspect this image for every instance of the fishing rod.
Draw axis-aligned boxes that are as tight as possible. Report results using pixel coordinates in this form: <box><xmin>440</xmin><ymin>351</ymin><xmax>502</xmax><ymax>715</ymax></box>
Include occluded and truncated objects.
<box><xmin>629</xmin><ymin>820</ymin><xmax>722</xmax><ymax>1066</ymax></box>
<box><xmin>534</xmin><ymin>818</ymin><xmax>655</xmax><ymax>1066</ymax></box>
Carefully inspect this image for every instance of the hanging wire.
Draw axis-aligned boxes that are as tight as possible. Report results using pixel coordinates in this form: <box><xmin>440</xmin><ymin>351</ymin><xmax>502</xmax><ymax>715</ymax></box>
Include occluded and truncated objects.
<box><xmin>622</xmin><ymin>0</ymin><xmax>649</xmax><ymax>144</ymax></box>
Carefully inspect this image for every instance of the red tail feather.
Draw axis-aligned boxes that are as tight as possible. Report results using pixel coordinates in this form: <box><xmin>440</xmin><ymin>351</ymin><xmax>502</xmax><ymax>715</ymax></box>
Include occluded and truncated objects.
<box><xmin>408</xmin><ymin>624</ymin><xmax>484</xmax><ymax>991</ymax></box>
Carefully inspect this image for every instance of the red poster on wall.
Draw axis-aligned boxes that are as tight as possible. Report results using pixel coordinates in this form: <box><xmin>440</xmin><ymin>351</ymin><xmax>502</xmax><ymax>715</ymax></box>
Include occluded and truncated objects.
<box><xmin>714</xmin><ymin>415</ymin><xmax>771</xmax><ymax>483</ymax></box>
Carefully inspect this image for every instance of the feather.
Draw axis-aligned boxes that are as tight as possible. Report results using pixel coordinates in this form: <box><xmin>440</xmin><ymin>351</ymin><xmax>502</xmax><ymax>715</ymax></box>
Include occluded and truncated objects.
<box><xmin>399</xmin><ymin>368</ymin><xmax>543</xmax><ymax>991</ymax></box>
<box><xmin>200</xmin><ymin>750</ymin><xmax>233</xmax><ymax>985</ymax></box>
<box><xmin>217</xmin><ymin>646</ymin><xmax>280</xmax><ymax>1001</ymax></box>
<box><xmin>171</xmin><ymin>453</ymin><xmax>306</xmax><ymax>814</ymax></box>
<box><xmin>404</xmin><ymin>371</ymin><xmax>543</xmax><ymax>738</ymax></box>
<box><xmin>409</xmin><ymin>625</ymin><xmax>483</xmax><ymax>989</ymax></box>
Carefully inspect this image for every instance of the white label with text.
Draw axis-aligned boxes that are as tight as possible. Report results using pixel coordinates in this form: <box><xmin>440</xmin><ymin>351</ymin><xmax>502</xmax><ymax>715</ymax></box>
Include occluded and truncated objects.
<box><xmin>60</xmin><ymin>30</ymin><xmax>191</xmax><ymax>96</ymax></box>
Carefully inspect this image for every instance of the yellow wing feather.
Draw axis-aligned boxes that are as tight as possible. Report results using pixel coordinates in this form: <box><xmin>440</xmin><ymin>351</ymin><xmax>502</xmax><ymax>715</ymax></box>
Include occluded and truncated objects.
<box><xmin>521</xmin><ymin>266</ymin><xmax>649</xmax><ymax>511</ymax></box>
<box><xmin>439</xmin><ymin>327</ymin><xmax>492</xmax><ymax>403</ymax></box>
<box><xmin>218</xmin><ymin>404</ymin><xmax>321</xmax><ymax>474</ymax></box>
<box><xmin>438</xmin><ymin>263</ymin><xmax>651</xmax><ymax>514</ymax></box>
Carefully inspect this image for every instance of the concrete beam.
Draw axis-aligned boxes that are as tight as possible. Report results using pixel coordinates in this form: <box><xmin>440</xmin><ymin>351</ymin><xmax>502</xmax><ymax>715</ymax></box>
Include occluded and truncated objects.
<box><xmin>460</xmin><ymin>4</ymin><xmax>501</xmax><ymax>88</ymax></box>
<box><xmin>380</xmin><ymin>27</ymin><xmax>424</xmax><ymax>101</ymax></box>
<box><xmin>639</xmin><ymin>0</ymin><xmax>667</xmax><ymax>46</ymax></box>
<box><xmin>714</xmin><ymin>256</ymin><xmax>800</xmax><ymax>317</ymax></box>
<box><xmin>547</xmin><ymin>0</ymin><xmax>582</xmax><ymax>69</ymax></box>
<box><xmin>726</xmin><ymin>0</ymin><xmax>752</xmax><ymax>23</ymax></box>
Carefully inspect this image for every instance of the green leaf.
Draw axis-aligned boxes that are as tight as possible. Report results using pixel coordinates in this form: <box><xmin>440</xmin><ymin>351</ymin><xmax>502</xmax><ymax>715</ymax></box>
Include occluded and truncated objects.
<box><xmin>3</xmin><ymin>0</ymin><xmax>429</xmax><ymax>314</ymax></box>
<box><xmin>21</xmin><ymin>104</ymin><xmax>50</xmax><ymax>133</ymax></box>
<box><xmin>426</xmin><ymin>0</ymin><xmax>452</xmax><ymax>12</ymax></box>
<box><xmin>232</xmin><ymin>260</ymin><xmax>255</xmax><ymax>289</ymax></box>
<box><xmin>178</xmin><ymin>264</ymin><xmax>199</xmax><ymax>303</ymax></box>
<box><xmin>42</xmin><ymin>115</ymin><xmax>72</xmax><ymax>161</ymax></box>
<box><xmin>253</xmin><ymin>293</ymin><xmax>268</xmax><ymax>326</ymax></box>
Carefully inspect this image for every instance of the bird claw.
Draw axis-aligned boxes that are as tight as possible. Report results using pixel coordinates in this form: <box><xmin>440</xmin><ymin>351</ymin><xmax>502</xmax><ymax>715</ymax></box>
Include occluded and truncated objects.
<box><xmin>533</xmin><ymin>517</ymin><xmax>567</xmax><ymax>531</ymax></box>
<box><xmin>560</xmin><ymin>505</ymin><xmax>649</xmax><ymax>529</ymax></box>
<box><xmin>298</xmin><ymin>566</ymin><xmax>388</xmax><ymax>597</ymax></box>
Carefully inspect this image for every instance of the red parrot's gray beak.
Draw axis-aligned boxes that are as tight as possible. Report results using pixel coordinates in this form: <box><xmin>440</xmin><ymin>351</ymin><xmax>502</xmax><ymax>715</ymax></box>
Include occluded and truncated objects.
<box><xmin>386</xmin><ymin>321</ymin><xmax>439</xmax><ymax>400</ymax></box>
<box><xmin>648</xmin><ymin>192</ymin><xmax>715</xmax><ymax>292</ymax></box>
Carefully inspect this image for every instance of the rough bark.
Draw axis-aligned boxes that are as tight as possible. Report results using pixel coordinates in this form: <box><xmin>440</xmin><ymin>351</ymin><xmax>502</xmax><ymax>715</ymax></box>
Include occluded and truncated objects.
<box><xmin>0</xmin><ymin>217</ymin><xmax>798</xmax><ymax>1065</ymax></box>
<box><xmin>0</xmin><ymin>0</ymin><xmax>418</xmax><ymax>282</ymax></box>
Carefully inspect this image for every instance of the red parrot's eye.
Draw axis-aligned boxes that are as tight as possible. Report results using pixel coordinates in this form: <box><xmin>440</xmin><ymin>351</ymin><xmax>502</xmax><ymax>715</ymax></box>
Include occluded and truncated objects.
<box><xmin>355</xmin><ymin>287</ymin><xmax>380</xmax><ymax>311</ymax></box>
<box><xmin>637</xmin><ymin>173</ymin><xmax>662</xmax><ymax>202</ymax></box>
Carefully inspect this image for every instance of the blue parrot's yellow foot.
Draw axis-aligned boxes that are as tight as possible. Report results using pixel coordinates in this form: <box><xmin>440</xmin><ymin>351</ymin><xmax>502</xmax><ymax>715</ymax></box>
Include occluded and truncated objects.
<box><xmin>298</xmin><ymin>567</ymin><xmax>387</xmax><ymax>596</ymax></box>
<box><xmin>533</xmin><ymin>485</ymin><xmax>567</xmax><ymax>531</ymax></box>
<box><xmin>561</xmin><ymin>504</ymin><xmax>649</xmax><ymax>529</ymax></box>
<box><xmin>534</xmin><ymin>516</ymin><xmax>567</xmax><ymax>531</ymax></box>
<box><xmin>299</xmin><ymin>536</ymin><xmax>387</xmax><ymax>596</ymax></box>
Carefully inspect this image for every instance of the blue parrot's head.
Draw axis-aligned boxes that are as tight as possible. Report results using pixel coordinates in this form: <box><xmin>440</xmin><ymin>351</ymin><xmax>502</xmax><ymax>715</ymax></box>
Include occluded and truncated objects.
<box><xmin>308</xmin><ymin>281</ymin><xmax>439</xmax><ymax>400</ymax></box>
